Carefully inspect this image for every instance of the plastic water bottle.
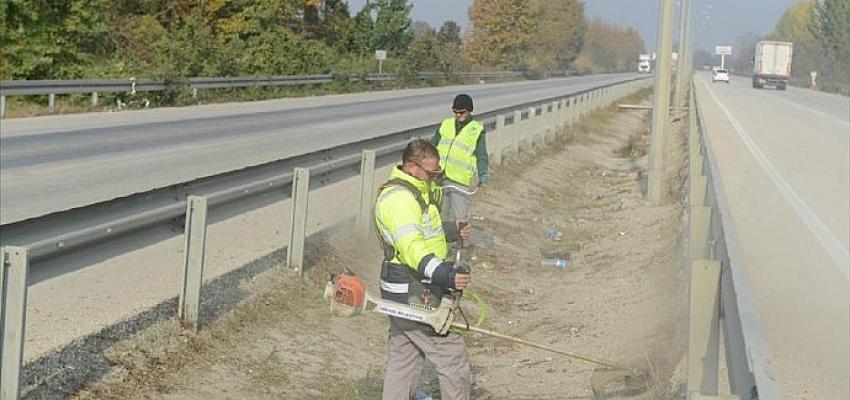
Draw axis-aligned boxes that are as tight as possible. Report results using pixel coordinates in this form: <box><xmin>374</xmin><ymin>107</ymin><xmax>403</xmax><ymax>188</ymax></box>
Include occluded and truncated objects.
<box><xmin>540</xmin><ymin>257</ymin><xmax>570</xmax><ymax>269</ymax></box>
<box><xmin>414</xmin><ymin>387</ymin><xmax>433</xmax><ymax>400</ymax></box>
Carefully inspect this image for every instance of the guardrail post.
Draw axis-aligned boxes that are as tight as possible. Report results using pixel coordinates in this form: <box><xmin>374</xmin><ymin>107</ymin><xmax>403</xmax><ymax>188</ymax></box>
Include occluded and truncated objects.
<box><xmin>491</xmin><ymin>115</ymin><xmax>505</xmax><ymax>165</ymax></box>
<box><xmin>689</xmin><ymin>87</ymin><xmax>704</xmax><ymax>191</ymax></box>
<box><xmin>1</xmin><ymin>95</ymin><xmax>6</xmax><ymax>119</ymax></box>
<box><xmin>582</xmin><ymin>94</ymin><xmax>589</xmax><ymax>117</ymax></box>
<box><xmin>688</xmin><ymin>259</ymin><xmax>721</xmax><ymax>396</ymax></box>
<box><xmin>559</xmin><ymin>99</ymin><xmax>567</xmax><ymax>128</ymax></box>
<box><xmin>690</xmin><ymin>206</ymin><xmax>712</xmax><ymax>260</ymax></box>
<box><xmin>1</xmin><ymin>246</ymin><xmax>28</xmax><ymax>400</ymax></box>
<box><xmin>574</xmin><ymin>94</ymin><xmax>584</xmax><ymax>122</ymax></box>
<box><xmin>539</xmin><ymin>105</ymin><xmax>548</xmax><ymax>145</ymax></box>
<box><xmin>178</xmin><ymin>196</ymin><xmax>208</xmax><ymax>333</ymax></box>
<box><xmin>525</xmin><ymin>106</ymin><xmax>536</xmax><ymax>154</ymax></box>
<box><xmin>689</xmin><ymin>136</ymin><xmax>701</xmax><ymax>169</ymax></box>
<box><xmin>356</xmin><ymin>150</ymin><xmax>376</xmax><ymax>235</ymax></box>
<box><xmin>287</xmin><ymin>168</ymin><xmax>310</xmax><ymax>275</ymax></box>
<box><xmin>690</xmin><ymin>176</ymin><xmax>707</xmax><ymax>208</ymax></box>
<box><xmin>546</xmin><ymin>101</ymin><xmax>557</xmax><ymax>143</ymax></box>
<box><xmin>91</xmin><ymin>92</ymin><xmax>99</xmax><ymax>107</ymax></box>
<box><xmin>511</xmin><ymin>110</ymin><xmax>522</xmax><ymax>159</ymax></box>
<box><xmin>556</xmin><ymin>100</ymin><xmax>565</xmax><ymax>132</ymax></box>
<box><xmin>48</xmin><ymin>93</ymin><xmax>56</xmax><ymax>114</ymax></box>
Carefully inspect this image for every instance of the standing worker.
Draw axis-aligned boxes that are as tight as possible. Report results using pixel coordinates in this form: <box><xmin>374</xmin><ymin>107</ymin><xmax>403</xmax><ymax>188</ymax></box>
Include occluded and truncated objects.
<box><xmin>374</xmin><ymin>139</ymin><xmax>473</xmax><ymax>400</ymax></box>
<box><xmin>432</xmin><ymin>94</ymin><xmax>490</xmax><ymax>226</ymax></box>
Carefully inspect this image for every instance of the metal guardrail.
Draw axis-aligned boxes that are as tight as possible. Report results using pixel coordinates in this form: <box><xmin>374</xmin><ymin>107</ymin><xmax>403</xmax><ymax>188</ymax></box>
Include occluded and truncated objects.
<box><xmin>688</xmin><ymin>80</ymin><xmax>782</xmax><ymax>399</ymax></box>
<box><xmin>0</xmin><ymin>78</ymin><xmax>166</xmax><ymax>96</ymax></box>
<box><xmin>0</xmin><ymin>70</ymin><xmax>563</xmax><ymax>117</ymax></box>
<box><xmin>0</xmin><ymin>77</ymin><xmax>651</xmax><ymax>397</ymax></box>
<box><xmin>188</xmin><ymin>74</ymin><xmax>333</xmax><ymax>89</ymax></box>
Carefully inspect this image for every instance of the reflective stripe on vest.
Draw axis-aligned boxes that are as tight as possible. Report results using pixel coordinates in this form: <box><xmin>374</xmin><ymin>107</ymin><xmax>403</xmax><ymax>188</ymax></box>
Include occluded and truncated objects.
<box><xmin>380</xmin><ymin>280</ymin><xmax>409</xmax><ymax>294</ymax></box>
<box><xmin>436</xmin><ymin>118</ymin><xmax>484</xmax><ymax>186</ymax></box>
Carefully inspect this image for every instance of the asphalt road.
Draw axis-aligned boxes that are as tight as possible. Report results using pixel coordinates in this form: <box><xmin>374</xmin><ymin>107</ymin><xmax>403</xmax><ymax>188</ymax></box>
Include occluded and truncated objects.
<box><xmin>0</xmin><ymin>73</ymin><xmax>637</xmax><ymax>224</ymax></box>
<box><xmin>695</xmin><ymin>72</ymin><xmax>849</xmax><ymax>399</ymax></box>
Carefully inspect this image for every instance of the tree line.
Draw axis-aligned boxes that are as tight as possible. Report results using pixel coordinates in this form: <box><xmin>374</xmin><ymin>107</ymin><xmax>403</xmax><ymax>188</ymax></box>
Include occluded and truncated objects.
<box><xmin>0</xmin><ymin>0</ymin><xmax>645</xmax><ymax>82</ymax></box>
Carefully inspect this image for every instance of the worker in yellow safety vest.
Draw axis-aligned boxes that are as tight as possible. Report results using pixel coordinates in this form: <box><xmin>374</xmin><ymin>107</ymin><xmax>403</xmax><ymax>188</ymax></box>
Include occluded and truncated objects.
<box><xmin>374</xmin><ymin>139</ymin><xmax>473</xmax><ymax>400</ymax></box>
<box><xmin>431</xmin><ymin>94</ymin><xmax>490</xmax><ymax>227</ymax></box>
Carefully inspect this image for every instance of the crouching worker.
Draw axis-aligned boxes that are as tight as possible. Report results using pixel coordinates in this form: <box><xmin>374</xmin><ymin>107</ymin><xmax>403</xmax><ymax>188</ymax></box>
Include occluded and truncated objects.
<box><xmin>374</xmin><ymin>139</ymin><xmax>473</xmax><ymax>400</ymax></box>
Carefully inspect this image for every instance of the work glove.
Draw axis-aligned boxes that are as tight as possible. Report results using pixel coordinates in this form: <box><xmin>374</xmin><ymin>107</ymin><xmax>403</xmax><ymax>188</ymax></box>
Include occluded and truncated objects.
<box><xmin>478</xmin><ymin>170</ymin><xmax>492</xmax><ymax>186</ymax></box>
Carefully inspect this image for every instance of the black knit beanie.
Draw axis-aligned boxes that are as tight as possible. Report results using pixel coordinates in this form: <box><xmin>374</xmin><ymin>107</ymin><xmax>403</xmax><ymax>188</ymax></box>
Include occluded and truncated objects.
<box><xmin>452</xmin><ymin>94</ymin><xmax>474</xmax><ymax>112</ymax></box>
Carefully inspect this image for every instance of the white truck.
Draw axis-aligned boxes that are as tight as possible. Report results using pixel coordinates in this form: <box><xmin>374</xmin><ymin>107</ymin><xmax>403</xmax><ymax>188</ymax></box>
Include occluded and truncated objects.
<box><xmin>752</xmin><ymin>41</ymin><xmax>793</xmax><ymax>90</ymax></box>
<box><xmin>637</xmin><ymin>54</ymin><xmax>652</xmax><ymax>73</ymax></box>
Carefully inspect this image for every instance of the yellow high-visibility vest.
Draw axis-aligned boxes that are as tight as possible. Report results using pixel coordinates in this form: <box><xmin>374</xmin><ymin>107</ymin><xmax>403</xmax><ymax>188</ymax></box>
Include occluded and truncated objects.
<box><xmin>374</xmin><ymin>167</ymin><xmax>447</xmax><ymax>300</ymax></box>
<box><xmin>436</xmin><ymin>118</ymin><xmax>484</xmax><ymax>186</ymax></box>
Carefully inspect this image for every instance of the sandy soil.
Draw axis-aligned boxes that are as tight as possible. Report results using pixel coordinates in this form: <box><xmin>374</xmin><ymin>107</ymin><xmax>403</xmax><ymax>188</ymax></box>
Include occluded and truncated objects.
<box><xmin>68</xmin><ymin>92</ymin><xmax>692</xmax><ymax>400</ymax></box>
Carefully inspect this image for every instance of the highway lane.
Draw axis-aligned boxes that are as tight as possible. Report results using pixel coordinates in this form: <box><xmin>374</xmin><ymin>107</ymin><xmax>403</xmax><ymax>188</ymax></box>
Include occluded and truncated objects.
<box><xmin>695</xmin><ymin>73</ymin><xmax>849</xmax><ymax>399</ymax></box>
<box><xmin>0</xmin><ymin>73</ymin><xmax>638</xmax><ymax>224</ymax></box>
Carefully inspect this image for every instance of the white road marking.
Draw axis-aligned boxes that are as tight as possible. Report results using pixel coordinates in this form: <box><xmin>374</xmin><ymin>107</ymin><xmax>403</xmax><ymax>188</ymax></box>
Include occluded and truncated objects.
<box><xmin>773</xmin><ymin>96</ymin><xmax>850</xmax><ymax>129</ymax></box>
<box><xmin>703</xmin><ymin>80</ymin><xmax>850</xmax><ymax>280</ymax></box>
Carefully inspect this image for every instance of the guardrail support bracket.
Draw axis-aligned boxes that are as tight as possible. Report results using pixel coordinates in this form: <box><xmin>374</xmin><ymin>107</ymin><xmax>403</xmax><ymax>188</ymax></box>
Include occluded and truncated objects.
<box><xmin>688</xmin><ymin>259</ymin><xmax>722</xmax><ymax>396</ymax></box>
<box><xmin>288</xmin><ymin>168</ymin><xmax>310</xmax><ymax>275</ymax></box>
<box><xmin>690</xmin><ymin>175</ymin><xmax>707</xmax><ymax>207</ymax></box>
<box><xmin>1</xmin><ymin>246</ymin><xmax>29</xmax><ymax>400</ymax></box>
<box><xmin>178</xmin><ymin>196</ymin><xmax>208</xmax><ymax>333</ymax></box>
<box><xmin>491</xmin><ymin>115</ymin><xmax>505</xmax><ymax>166</ymax></box>
<box><xmin>356</xmin><ymin>150</ymin><xmax>376</xmax><ymax>236</ymax></box>
<box><xmin>690</xmin><ymin>206</ymin><xmax>712</xmax><ymax>259</ymax></box>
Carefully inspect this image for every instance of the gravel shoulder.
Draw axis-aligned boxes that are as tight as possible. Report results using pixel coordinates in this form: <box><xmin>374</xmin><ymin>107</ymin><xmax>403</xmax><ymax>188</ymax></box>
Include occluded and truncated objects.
<box><xmin>58</xmin><ymin>92</ymin><xmax>691</xmax><ymax>400</ymax></box>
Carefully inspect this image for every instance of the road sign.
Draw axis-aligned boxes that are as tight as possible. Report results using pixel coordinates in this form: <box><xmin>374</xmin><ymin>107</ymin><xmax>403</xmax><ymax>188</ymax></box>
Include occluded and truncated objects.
<box><xmin>715</xmin><ymin>46</ymin><xmax>732</xmax><ymax>55</ymax></box>
<box><xmin>375</xmin><ymin>50</ymin><xmax>387</xmax><ymax>75</ymax></box>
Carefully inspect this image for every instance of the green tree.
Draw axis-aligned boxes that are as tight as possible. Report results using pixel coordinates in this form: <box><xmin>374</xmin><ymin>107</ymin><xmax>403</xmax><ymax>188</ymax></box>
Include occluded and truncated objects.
<box><xmin>412</xmin><ymin>20</ymin><xmax>433</xmax><ymax>38</ymax></box>
<box><xmin>403</xmin><ymin>29</ymin><xmax>440</xmax><ymax>73</ymax></box>
<box><xmin>302</xmin><ymin>0</ymin><xmax>355</xmax><ymax>52</ymax></box>
<box><xmin>574</xmin><ymin>19</ymin><xmax>644</xmax><ymax>73</ymax></box>
<box><xmin>437</xmin><ymin>21</ymin><xmax>462</xmax><ymax>46</ymax></box>
<box><xmin>1</xmin><ymin>0</ymin><xmax>109</xmax><ymax>79</ymax></box>
<box><xmin>372</xmin><ymin>0</ymin><xmax>413</xmax><ymax>54</ymax></box>
<box><xmin>774</xmin><ymin>0</ymin><xmax>815</xmax><ymax>40</ymax></box>
<box><xmin>351</xmin><ymin>6</ymin><xmax>377</xmax><ymax>53</ymax></box>
<box><xmin>435</xmin><ymin>21</ymin><xmax>466</xmax><ymax>74</ymax></box>
<box><xmin>400</xmin><ymin>20</ymin><xmax>466</xmax><ymax>76</ymax></box>
<box><xmin>808</xmin><ymin>0</ymin><xmax>850</xmax><ymax>89</ymax></box>
<box><xmin>526</xmin><ymin>0</ymin><xmax>586</xmax><ymax>70</ymax></box>
<box><xmin>466</xmin><ymin>0</ymin><xmax>539</xmax><ymax>69</ymax></box>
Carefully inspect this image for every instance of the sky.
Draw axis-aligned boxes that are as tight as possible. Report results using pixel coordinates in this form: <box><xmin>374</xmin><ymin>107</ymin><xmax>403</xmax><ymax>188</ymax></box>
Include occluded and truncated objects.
<box><xmin>346</xmin><ymin>0</ymin><xmax>801</xmax><ymax>53</ymax></box>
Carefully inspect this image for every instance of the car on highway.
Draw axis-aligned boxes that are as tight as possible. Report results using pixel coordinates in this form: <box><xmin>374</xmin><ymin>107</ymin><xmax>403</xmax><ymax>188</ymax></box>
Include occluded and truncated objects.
<box><xmin>712</xmin><ymin>68</ymin><xmax>730</xmax><ymax>83</ymax></box>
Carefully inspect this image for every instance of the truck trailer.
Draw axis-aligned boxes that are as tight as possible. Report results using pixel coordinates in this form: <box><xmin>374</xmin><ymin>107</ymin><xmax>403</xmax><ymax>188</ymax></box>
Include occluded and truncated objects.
<box><xmin>637</xmin><ymin>54</ymin><xmax>651</xmax><ymax>73</ymax></box>
<box><xmin>752</xmin><ymin>41</ymin><xmax>793</xmax><ymax>90</ymax></box>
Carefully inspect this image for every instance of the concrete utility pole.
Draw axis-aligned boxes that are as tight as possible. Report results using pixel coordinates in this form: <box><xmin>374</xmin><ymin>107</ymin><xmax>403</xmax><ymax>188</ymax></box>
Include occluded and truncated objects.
<box><xmin>682</xmin><ymin>2</ymin><xmax>694</xmax><ymax>97</ymax></box>
<box><xmin>647</xmin><ymin>0</ymin><xmax>676</xmax><ymax>204</ymax></box>
<box><xmin>674</xmin><ymin>0</ymin><xmax>694</xmax><ymax>110</ymax></box>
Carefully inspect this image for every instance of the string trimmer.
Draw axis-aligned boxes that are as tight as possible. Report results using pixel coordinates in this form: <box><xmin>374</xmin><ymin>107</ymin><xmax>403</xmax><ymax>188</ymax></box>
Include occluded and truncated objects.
<box><xmin>323</xmin><ymin>270</ymin><xmax>648</xmax><ymax>397</ymax></box>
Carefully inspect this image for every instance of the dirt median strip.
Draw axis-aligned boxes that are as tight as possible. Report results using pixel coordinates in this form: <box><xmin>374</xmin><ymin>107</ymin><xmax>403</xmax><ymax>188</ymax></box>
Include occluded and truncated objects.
<box><xmin>66</xmin><ymin>90</ymin><xmax>690</xmax><ymax>399</ymax></box>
